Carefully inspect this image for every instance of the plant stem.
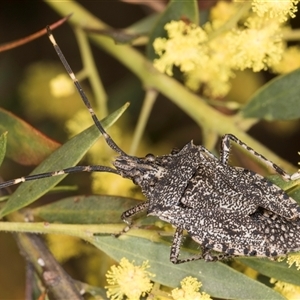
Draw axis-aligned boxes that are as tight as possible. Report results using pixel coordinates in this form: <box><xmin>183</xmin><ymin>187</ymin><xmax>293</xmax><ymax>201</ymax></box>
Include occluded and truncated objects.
<box><xmin>44</xmin><ymin>0</ymin><xmax>296</xmax><ymax>172</ymax></box>
<box><xmin>0</xmin><ymin>221</ymin><xmax>162</xmax><ymax>243</ymax></box>
<box><xmin>129</xmin><ymin>89</ymin><xmax>158</xmax><ymax>155</ymax></box>
<box><xmin>74</xmin><ymin>27</ymin><xmax>108</xmax><ymax>118</ymax></box>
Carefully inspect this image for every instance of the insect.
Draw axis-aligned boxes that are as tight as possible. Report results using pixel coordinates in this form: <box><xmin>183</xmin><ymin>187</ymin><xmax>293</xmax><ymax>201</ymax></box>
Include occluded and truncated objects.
<box><xmin>115</xmin><ymin>137</ymin><xmax>300</xmax><ymax>263</ymax></box>
<box><xmin>1</xmin><ymin>26</ymin><xmax>300</xmax><ymax>264</ymax></box>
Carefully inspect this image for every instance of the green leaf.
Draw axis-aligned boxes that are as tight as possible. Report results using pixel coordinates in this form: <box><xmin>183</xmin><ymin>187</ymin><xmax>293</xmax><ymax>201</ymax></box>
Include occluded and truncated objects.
<box><xmin>92</xmin><ymin>236</ymin><xmax>284</xmax><ymax>300</ymax></box>
<box><xmin>241</xmin><ymin>68</ymin><xmax>300</xmax><ymax>120</ymax></box>
<box><xmin>83</xmin><ymin>28</ymin><xmax>143</xmax><ymax>45</ymax></box>
<box><xmin>0</xmin><ymin>108</ymin><xmax>60</xmax><ymax>166</ymax></box>
<box><xmin>126</xmin><ymin>13</ymin><xmax>159</xmax><ymax>35</ymax></box>
<box><xmin>0</xmin><ymin>103</ymin><xmax>129</xmax><ymax>218</ymax></box>
<box><xmin>146</xmin><ymin>0</ymin><xmax>199</xmax><ymax>60</ymax></box>
<box><xmin>32</xmin><ymin>195</ymin><xmax>143</xmax><ymax>224</ymax></box>
<box><xmin>238</xmin><ymin>257</ymin><xmax>300</xmax><ymax>286</ymax></box>
<box><xmin>83</xmin><ymin>14</ymin><xmax>159</xmax><ymax>45</ymax></box>
<box><xmin>32</xmin><ymin>195</ymin><xmax>157</xmax><ymax>227</ymax></box>
<box><xmin>289</xmin><ymin>187</ymin><xmax>300</xmax><ymax>206</ymax></box>
<box><xmin>0</xmin><ymin>132</ymin><xmax>7</xmax><ymax>168</ymax></box>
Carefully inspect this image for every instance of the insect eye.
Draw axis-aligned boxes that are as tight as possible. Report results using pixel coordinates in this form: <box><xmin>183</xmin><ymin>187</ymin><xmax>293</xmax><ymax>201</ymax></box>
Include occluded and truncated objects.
<box><xmin>145</xmin><ymin>153</ymin><xmax>155</xmax><ymax>162</ymax></box>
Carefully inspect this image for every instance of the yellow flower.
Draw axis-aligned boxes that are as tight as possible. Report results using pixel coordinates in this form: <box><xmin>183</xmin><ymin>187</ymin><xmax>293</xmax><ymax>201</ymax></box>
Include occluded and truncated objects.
<box><xmin>153</xmin><ymin>20</ymin><xmax>208</xmax><ymax>76</ymax></box>
<box><xmin>19</xmin><ymin>62</ymin><xmax>81</xmax><ymax>122</ymax></box>
<box><xmin>91</xmin><ymin>172</ymin><xmax>137</xmax><ymax>197</ymax></box>
<box><xmin>210</xmin><ymin>1</ymin><xmax>239</xmax><ymax>28</ymax></box>
<box><xmin>251</xmin><ymin>0</ymin><xmax>299</xmax><ymax>22</ymax></box>
<box><xmin>153</xmin><ymin>0</ymin><xmax>300</xmax><ymax>98</ymax></box>
<box><xmin>105</xmin><ymin>258</ymin><xmax>154</xmax><ymax>300</ymax></box>
<box><xmin>46</xmin><ymin>234</ymin><xmax>84</xmax><ymax>263</ymax></box>
<box><xmin>286</xmin><ymin>253</ymin><xmax>300</xmax><ymax>270</ymax></box>
<box><xmin>171</xmin><ymin>277</ymin><xmax>211</xmax><ymax>300</ymax></box>
<box><xmin>272</xmin><ymin>46</ymin><xmax>300</xmax><ymax>74</ymax></box>
<box><xmin>65</xmin><ymin>108</ymin><xmax>95</xmax><ymax>137</ymax></box>
<box><xmin>49</xmin><ymin>73</ymin><xmax>75</xmax><ymax>98</ymax></box>
<box><xmin>153</xmin><ymin>20</ymin><xmax>235</xmax><ymax>97</ymax></box>
<box><xmin>185</xmin><ymin>31</ymin><xmax>235</xmax><ymax>97</ymax></box>
<box><xmin>271</xmin><ymin>278</ymin><xmax>300</xmax><ymax>299</ymax></box>
<box><xmin>230</xmin><ymin>17</ymin><xmax>284</xmax><ymax>72</ymax></box>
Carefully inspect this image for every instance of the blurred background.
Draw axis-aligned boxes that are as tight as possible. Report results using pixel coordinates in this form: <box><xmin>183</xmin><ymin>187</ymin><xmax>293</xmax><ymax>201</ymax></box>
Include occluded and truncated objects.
<box><xmin>1</xmin><ymin>1</ymin><xmax>300</xmax><ymax>298</ymax></box>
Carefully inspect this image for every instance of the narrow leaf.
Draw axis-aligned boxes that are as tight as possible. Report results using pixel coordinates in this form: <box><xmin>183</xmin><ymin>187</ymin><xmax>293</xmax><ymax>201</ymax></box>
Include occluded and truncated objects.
<box><xmin>92</xmin><ymin>236</ymin><xmax>284</xmax><ymax>300</ymax></box>
<box><xmin>126</xmin><ymin>13</ymin><xmax>159</xmax><ymax>35</ymax></box>
<box><xmin>242</xmin><ymin>68</ymin><xmax>300</xmax><ymax>120</ymax></box>
<box><xmin>0</xmin><ymin>132</ymin><xmax>7</xmax><ymax>168</ymax></box>
<box><xmin>0</xmin><ymin>108</ymin><xmax>60</xmax><ymax>165</ymax></box>
<box><xmin>83</xmin><ymin>28</ymin><xmax>143</xmax><ymax>44</ymax></box>
<box><xmin>238</xmin><ymin>257</ymin><xmax>300</xmax><ymax>286</ymax></box>
<box><xmin>32</xmin><ymin>195</ymin><xmax>143</xmax><ymax>224</ymax></box>
<box><xmin>0</xmin><ymin>103</ymin><xmax>129</xmax><ymax>217</ymax></box>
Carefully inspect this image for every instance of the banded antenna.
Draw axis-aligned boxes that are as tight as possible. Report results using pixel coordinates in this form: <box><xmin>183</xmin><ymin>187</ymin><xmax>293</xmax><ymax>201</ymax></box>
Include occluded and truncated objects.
<box><xmin>0</xmin><ymin>26</ymin><xmax>129</xmax><ymax>189</ymax></box>
<box><xmin>47</xmin><ymin>26</ymin><xmax>126</xmax><ymax>156</ymax></box>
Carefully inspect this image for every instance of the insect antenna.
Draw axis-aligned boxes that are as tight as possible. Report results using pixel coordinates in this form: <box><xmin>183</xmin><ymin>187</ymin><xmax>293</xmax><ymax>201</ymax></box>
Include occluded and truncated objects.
<box><xmin>0</xmin><ymin>26</ymin><xmax>128</xmax><ymax>190</ymax></box>
<box><xmin>47</xmin><ymin>26</ymin><xmax>127</xmax><ymax>156</ymax></box>
<box><xmin>0</xmin><ymin>165</ymin><xmax>118</xmax><ymax>189</ymax></box>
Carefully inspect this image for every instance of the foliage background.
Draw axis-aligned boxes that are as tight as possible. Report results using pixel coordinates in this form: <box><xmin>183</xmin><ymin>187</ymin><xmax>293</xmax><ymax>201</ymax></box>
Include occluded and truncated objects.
<box><xmin>0</xmin><ymin>2</ymin><xmax>148</xmax><ymax>298</ymax></box>
<box><xmin>1</xmin><ymin>1</ymin><xmax>300</xmax><ymax>299</ymax></box>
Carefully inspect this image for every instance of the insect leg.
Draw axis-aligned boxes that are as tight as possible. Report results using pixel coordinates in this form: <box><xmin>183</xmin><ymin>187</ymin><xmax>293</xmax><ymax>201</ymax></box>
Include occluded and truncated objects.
<box><xmin>170</xmin><ymin>227</ymin><xmax>206</xmax><ymax>264</ymax></box>
<box><xmin>169</xmin><ymin>228</ymin><xmax>233</xmax><ymax>263</ymax></box>
<box><xmin>220</xmin><ymin>134</ymin><xmax>298</xmax><ymax>180</ymax></box>
<box><xmin>115</xmin><ymin>201</ymin><xmax>149</xmax><ymax>236</ymax></box>
<box><xmin>219</xmin><ymin>134</ymin><xmax>300</xmax><ymax>219</ymax></box>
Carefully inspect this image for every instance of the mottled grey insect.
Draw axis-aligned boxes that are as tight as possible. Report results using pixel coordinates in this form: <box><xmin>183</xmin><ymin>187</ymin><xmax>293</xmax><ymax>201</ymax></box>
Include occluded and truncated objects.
<box><xmin>1</xmin><ymin>27</ymin><xmax>300</xmax><ymax>264</ymax></box>
<box><xmin>116</xmin><ymin>137</ymin><xmax>300</xmax><ymax>263</ymax></box>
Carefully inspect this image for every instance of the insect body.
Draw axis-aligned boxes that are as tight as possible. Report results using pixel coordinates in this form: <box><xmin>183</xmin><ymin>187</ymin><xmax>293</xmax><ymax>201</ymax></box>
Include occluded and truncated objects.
<box><xmin>1</xmin><ymin>26</ymin><xmax>300</xmax><ymax>264</ymax></box>
<box><xmin>160</xmin><ymin>206</ymin><xmax>300</xmax><ymax>262</ymax></box>
<box><xmin>115</xmin><ymin>138</ymin><xmax>300</xmax><ymax>263</ymax></box>
<box><xmin>115</xmin><ymin>139</ymin><xmax>300</xmax><ymax>219</ymax></box>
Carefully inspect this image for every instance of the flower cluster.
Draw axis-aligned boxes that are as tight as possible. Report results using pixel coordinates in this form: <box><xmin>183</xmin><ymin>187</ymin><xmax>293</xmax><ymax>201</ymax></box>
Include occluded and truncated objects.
<box><xmin>49</xmin><ymin>73</ymin><xmax>74</xmax><ymax>98</ymax></box>
<box><xmin>171</xmin><ymin>276</ymin><xmax>212</xmax><ymax>300</ymax></box>
<box><xmin>286</xmin><ymin>252</ymin><xmax>300</xmax><ymax>270</ymax></box>
<box><xmin>105</xmin><ymin>259</ymin><xmax>211</xmax><ymax>300</ymax></box>
<box><xmin>105</xmin><ymin>258</ymin><xmax>154</xmax><ymax>300</ymax></box>
<box><xmin>251</xmin><ymin>0</ymin><xmax>299</xmax><ymax>22</ymax></box>
<box><xmin>271</xmin><ymin>278</ymin><xmax>300</xmax><ymax>299</ymax></box>
<box><xmin>153</xmin><ymin>0</ymin><xmax>299</xmax><ymax>98</ymax></box>
<box><xmin>153</xmin><ymin>21</ymin><xmax>208</xmax><ymax>77</ymax></box>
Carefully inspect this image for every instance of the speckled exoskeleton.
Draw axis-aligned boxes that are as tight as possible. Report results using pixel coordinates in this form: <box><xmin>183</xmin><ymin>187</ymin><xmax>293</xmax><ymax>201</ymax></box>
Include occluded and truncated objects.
<box><xmin>115</xmin><ymin>137</ymin><xmax>300</xmax><ymax>263</ymax></box>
